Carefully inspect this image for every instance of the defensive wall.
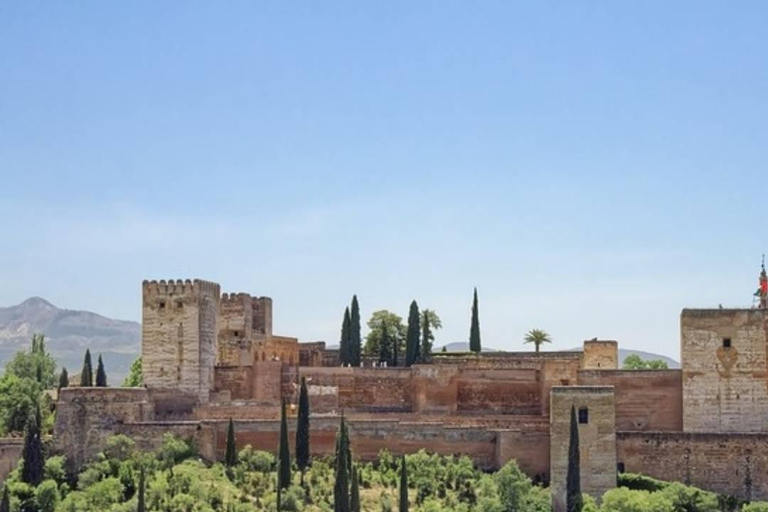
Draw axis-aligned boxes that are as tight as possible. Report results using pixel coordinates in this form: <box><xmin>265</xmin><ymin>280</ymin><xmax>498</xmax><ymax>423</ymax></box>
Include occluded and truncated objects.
<box><xmin>0</xmin><ymin>438</ymin><xmax>23</xmax><ymax>484</ymax></box>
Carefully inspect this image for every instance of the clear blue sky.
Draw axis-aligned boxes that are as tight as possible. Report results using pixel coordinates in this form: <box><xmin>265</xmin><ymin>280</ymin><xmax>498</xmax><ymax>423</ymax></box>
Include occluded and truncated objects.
<box><xmin>1</xmin><ymin>2</ymin><xmax>767</xmax><ymax>360</ymax></box>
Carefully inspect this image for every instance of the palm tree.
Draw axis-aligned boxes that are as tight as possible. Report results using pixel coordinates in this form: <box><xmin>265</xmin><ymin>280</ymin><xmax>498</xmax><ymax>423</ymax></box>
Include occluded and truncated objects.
<box><xmin>524</xmin><ymin>329</ymin><xmax>552</xmax><ymax>353</ymax></box>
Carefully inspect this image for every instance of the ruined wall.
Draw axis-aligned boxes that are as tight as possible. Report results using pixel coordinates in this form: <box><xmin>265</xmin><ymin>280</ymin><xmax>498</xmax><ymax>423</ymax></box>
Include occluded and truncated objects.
<box><xmin>0</xmin><ymin>439</ymin><xmax>22</xmax><ymax>484</ymax></box>
<box><xmin>299</xmin><ymin>342</ymin><xmax>327</xmax><ymax>367</ymax></box>
<box><xmin>142</xmin><ymin>279</ymin><xmax>220</xmax><ymax>403</ymax></box>
<box><xmin>550</xmin><ymin>386</ymin><xmax>616</xmax><ymax>511</ymax></box>
<box><xmin>578</xmin><ymin>370</ymin><xmax>682</xmax><ymax>431</ymax></box>
<box><xmin>617</xmin><ymin>432</ymin><xmax>768</xmax><ymax>501</ymax></box>
<box><xmin>682</xmin><ymin>309</ymin><xmax>768</xmax><ymax>432</ymax></box>
<box><xmin>582</xmin><ymin>340</ymin><xmax>618</xmax><ymax>370</ymax></box>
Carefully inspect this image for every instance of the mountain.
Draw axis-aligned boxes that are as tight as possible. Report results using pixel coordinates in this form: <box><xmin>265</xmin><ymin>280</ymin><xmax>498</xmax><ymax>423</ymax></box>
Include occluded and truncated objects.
<box><xmin>0</xmin><ymin>297</ymin><xmax>140</xmax><ymax>382</ymax></box>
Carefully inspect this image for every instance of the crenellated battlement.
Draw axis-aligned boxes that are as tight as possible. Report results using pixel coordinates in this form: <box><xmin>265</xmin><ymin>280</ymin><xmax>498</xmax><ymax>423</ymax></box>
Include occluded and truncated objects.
<box><xmin>143</xmin><ymin>279</ymin><xmax>220</xmax><ymax>297</ymax></box>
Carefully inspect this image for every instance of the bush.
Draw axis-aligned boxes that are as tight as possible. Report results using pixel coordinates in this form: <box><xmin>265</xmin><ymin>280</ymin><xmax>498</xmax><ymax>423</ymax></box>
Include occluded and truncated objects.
<box><xmin>34</xmin><ymin>479</ymin><xmax>59</xmax><ymax>512</ymax></box>
<box><xmin>618</xmin><ymin>473</ymin><xmax>670</xmax><ymax>493</ymax></box>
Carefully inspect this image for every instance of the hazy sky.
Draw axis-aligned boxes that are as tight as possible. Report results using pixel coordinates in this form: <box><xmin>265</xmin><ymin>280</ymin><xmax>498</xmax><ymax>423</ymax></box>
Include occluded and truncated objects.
<box><xmin>2</xmin><ymin>2</ymin><xmax>767</xmax><ymax>360</ymax></box>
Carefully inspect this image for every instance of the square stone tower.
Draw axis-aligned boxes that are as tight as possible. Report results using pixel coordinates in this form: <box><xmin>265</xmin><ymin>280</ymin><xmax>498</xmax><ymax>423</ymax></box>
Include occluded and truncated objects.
<box><xmin>142</xmin><ymin>279</ymin><xmax>220</xmax><ymax>403</ymax></box>
<box><xmin>582</xmin><ymin>340</ymin><xmax>619</xmax><ymax>370</ymax></box>
<box><xmin>682</xmin><ymin>309</ymin><xmax>768</xmax><ymax>432</ymax></box>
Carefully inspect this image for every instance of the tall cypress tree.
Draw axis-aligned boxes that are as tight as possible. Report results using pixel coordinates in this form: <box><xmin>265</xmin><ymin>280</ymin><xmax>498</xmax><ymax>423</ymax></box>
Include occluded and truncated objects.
<box><xmin>405</xmin><ymin>301</ymin><xmax>420</xmax><ymax>367</ymax></box>
<box><xmin>469</xmin><ymin>288</ymin><xmax>481</xmax><ymax>353</ymax></box>
<box><xmin>80</xmin><ymin>349</ymin><xmax>93</xmax><ymax>387</ymax></box>
<box><xmin>379</xmin><ymin>322</ymin><xmax>391</xmax><ymax>365</ymax></box>
<box><xmin>399</xmin><ymin>455</ymin><xmax>409</xmax><ymax>512</ymax></box>
<box><xmin>350</xmin><ymin>296</ymin><xmax>361</xmax><ymax>366</ymax></box>
<box><xmin>278</xmin><ymin>399</ymin><xmax>291</xmax><ymax>490</ymax></box>
<box><xmin>340</xmin><ymin>307</ymin><xmax>352</xmax><ymax>365</ymax></box>
<box><xmin>21</xmin><ymin>403</ymin><xmax>44</xmax><ymax>486</ymax></box>
<box><xmin>566</xmin><ymin>405</ymin><xmax>583</xmax><ymax>512</ymax></box>
<box><xmin>421</xmin><ymin>313</ymin><xmax>432</xmax><ymax>363</ymax></box>
<box><xmin>0</xmin><ymin>485</ymin><xmax>10</xmax><ymax>512</ymax></box>
<box><xmin>334</xmin><ymin>414</ymin><xmax>350</xmax><ymax>512</ymax></box>
<box><xmin>96</xmin><ymin>354</ymin><xmax>107</xmax><ymax>387</ymax></box>
<box><xmin>225</xmin><ymin>418</ymin><xmax>237</xmax><ymax>467</ymax></box>
<box><xmin>350</xmin><ymin>464</ymin><xmax>360</xmax><ymax>512</ymax></box>
<box><xmin>137</xmin><ymin>466</ymin><xmax>146</xmax><ymax>512</ymax></box>
<box><xmin>58</xmin><ymin>367</ymin><xmax>69</xmax><ymax>393</ymax></box>
<box><xmin>296</xmin><ymin>377</ymin><xmax>310</xmax><ymax>482</ymax></box>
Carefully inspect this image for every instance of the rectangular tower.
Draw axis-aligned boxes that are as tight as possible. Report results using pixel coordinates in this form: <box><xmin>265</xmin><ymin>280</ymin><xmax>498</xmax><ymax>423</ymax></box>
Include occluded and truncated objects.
<box><xmin>682</xmin><ymin>309</ymin><xmax>768</xmax><ymax>432</ymax></box>
<box><xmin>142</xmin><ymin>279</ymin><xmax>220</xmax><ymax>403</ymax></box>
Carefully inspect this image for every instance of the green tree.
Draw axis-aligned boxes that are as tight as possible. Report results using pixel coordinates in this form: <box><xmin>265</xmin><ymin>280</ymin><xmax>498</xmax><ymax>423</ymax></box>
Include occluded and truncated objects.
<box><xmin>340</xmin><ymin>307</ymin><xmax>352</xmax><ymax>366</ymax></box>
<box><xmin>96</xmin><ymin>354</ymin><xmax>107</xmax><ymax>387</ymax></box>
<box><xmin>420</xmin><ymin>310</ymin><xmax>441</xmax><ymax>362</ymax></box>
<box><xmin>137</xmin><ymin>466</ymin><xmax>146</xmax><ymax>512</ymax></box>
<box><xmin>495</xmin><ymin>459</ymin><xmax>533</xmax><ymax>511</ymax></box>
<box><xmin>334</xmin><ymin>414</ymin><xmax>351</xmax><ymax>512</ymax></box>
<box><xmin>363</xmin><ymin>310</ymin><xmax>406</xmax><ymax>360</ymax></box>
<box><xmin>399</xmin><ymin>455</ymin><xmax>408</xmax><ymax>512</ymax></box>
<box><xmin>278</xmin><ymin>399</ymin><xmax>291</xmax><ymax>490</ymax></box>
<box><xmin>623</xmin><ymin>354</ymin><xmax>669</xmax><ymax>370</ymax></box>
<box><xmin>379</xmin><ymin>322</ymin><xmax>392</xmax><ymax>365</ymax></box>
<box><xmin>81</xmin><ymin>349</ymin><xmax>93</xmax><ymax>387</ymax></box>
<box><xmin>123</xmin><ymin>358</ymin><xmax>143</xmax><ymax>387</ymax></box>
<box><xmin>35</xmin><ymin>479</ymin><xmax>59</xmax><ymax>512</ymax></box>
<box><xmin>524</xmin><ymin>329</ymin><xmax>552</xmax><ymax>353</ymax></box>
<box><xmin>0</xmin><ymin>485</ymin><xmax>9</xmax><ymax>512</ymax></box>
<box><xmin>0</xmin><ymin>374</ymin><xmax>42</xmax><ymax>434</ymax></box>
<box><xmin>225</xmin><ymin>418</ymin><xmax>237</xmax><ymax>467</ymax></box>
<box><xmin>350</xmin><ymin>465</ymin><xmax>360</xmax><ymax>512</ymax></box>
<box><xmin>350</xmin><ymin>296</ymin><xmax>362</xmax><ymax>366</ymax></box>
<box><xmin>469</xmin><ymin>288</ymin><xmax>481</xmax><ymax>353</ymax></box>
<box><xmin>21</xmin><ymin>403</ymin><xmax>44</xmax><ymax>486</ymax></box>
<box><xmin>58</xmin><ymin>368</ymin><xmax>69</xmax><ymax>393</ymax></box>
<box><xmin>405</xmin><ymin>301</ymin><xmax>420</xmax><ymax>367</ymax></box>
<box><xmin>567</xmin><ymin>405</ymin><xmax>582</xmax><ymax>512</ymax></box>
<box><xmin>5</xmin><ymin>334</ymin><xmax>57</xmax><ymax>389</ymax></box>
<box><xmin>296</xmin><ymin>376</ymin><xmax>310</xmax><ymax>482</ymax></box>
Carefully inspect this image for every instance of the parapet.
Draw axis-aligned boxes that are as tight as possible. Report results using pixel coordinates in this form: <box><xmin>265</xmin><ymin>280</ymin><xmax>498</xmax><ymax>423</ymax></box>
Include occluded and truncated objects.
<box><xmin>143</xmin><ymin>279</ymin><xmax>221</xmax><ymax>297</ymax></box>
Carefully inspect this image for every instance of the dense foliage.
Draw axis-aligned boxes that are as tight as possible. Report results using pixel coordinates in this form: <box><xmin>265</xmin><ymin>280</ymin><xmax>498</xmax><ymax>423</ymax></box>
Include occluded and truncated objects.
<box><xmin>123</xmin><ymin>358</ymin><xmax>143</xmax><ymax>388</ymax></box>
<box><xmin>622</xmin><ymin>354</ymin><xmax>669</xmax><ymax>370</ymax></box>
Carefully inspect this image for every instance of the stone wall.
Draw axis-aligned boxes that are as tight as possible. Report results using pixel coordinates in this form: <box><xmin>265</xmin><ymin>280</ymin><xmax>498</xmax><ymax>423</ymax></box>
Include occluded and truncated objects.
<box><xmin>299</xmin><ymin>342</ymin><xmax>327</xmax><ymax>367</ymax></box>
<box><xmin>582</xmin><ymin>340</ymin><xmax>618</xmax><ymax>370</ymax></box>
<box><xmin>0</xmin><ymin>439</ymin><xmax>23</xmax><ymax>484</ymax></box>
<box><xmin>214</xmin><ymin>366</ymin><xmax>253</xmax><ymax>400</ymax></box>
<box><xmin>617</xmin><ymin>432</ymin><xmax>768</xmax><ymax>501</ymax></box>
<box><xmin>550</xmin><ymin>386</ymin><xmax>616</xmax><ymax>512</ymax></box>
<box><xmin>217</xmin><ymin>293</ymin><xmax>255</xmax><ymax>366</ymax></box>
<box><xmin>682</xmin><ymin>309</ymin><xmax>768</xmax><ymax>432</ymax></box>
<box><xmin>456</xmin><ymin>368</ymin><xmax>541</xmax><ymax>415</ymax></box>
<box><xmin>578</xmin><ymin>370</ymin><xmax>682</xmax><ymax>431</ymax></box>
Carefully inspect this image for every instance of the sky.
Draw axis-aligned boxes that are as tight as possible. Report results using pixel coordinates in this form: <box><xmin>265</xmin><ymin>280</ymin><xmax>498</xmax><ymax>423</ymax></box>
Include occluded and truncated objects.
<box><xmin>1</xmin><ymin>2</ymin><xmax>767</xmax><ymax>361</ymax></box>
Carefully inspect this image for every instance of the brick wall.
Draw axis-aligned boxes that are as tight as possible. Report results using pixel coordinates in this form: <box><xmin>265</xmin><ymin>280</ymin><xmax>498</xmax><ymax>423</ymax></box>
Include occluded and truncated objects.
<box><xmin>582</xmin><ymin>341</ymin><xmax>618</xmax><ymax>370</ymax></box>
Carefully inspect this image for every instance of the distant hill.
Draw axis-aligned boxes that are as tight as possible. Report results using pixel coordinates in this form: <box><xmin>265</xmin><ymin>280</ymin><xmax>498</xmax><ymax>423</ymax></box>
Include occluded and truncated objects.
<box><xmin>0</xmin><ymin>297</ymin><xmax>140</xmax><ymax>382</ymax></box>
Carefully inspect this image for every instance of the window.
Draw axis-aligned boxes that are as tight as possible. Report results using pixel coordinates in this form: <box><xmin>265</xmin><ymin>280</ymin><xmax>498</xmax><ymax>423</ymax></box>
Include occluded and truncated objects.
<box><xmin>234</xmin><ymin>331</ymin><xmax>240</xmax><ymax>337</ymax></box>
<box><xmin>560</xmin><ymin>379</ymin><xmax>570</xmax><ymax>386</ymax></box>
<box><xmin>617</xmin><ymin>462</ymin><xmax>626</xmax><ymax>473</ymax></box>
<box><xmin>578</xmin><ymin>407</ymin><xmax>589</xmax><ymax>424</ymax></box>
<box><xmin>159</xmin><ymin>301</ymin><xmax>166</xmax><ymax>309</ymax></box>
<box><xmin>175</xmin><ymin>300</ymin><xmax>183</xmax><ymax>309</ymax></box>
<box><xmin>723</xmin><ymin>338</ymin><xmax>732</xmax><ymax>349</ymax></box>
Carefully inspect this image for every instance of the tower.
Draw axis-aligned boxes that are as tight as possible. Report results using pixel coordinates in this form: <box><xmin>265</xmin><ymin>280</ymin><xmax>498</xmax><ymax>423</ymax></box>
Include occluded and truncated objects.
<box><xmin>142</xmin><ymin>279</ymin><xmax>220</xmax><ymax>403</ymax></box>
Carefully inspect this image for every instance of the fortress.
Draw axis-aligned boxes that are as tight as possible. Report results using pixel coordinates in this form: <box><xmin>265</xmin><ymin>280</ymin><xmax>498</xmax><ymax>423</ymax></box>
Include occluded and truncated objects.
<box><xmin>51</xmin><ymin>266</ymin><xmax>768</xmax><ymax>510</ymax></box>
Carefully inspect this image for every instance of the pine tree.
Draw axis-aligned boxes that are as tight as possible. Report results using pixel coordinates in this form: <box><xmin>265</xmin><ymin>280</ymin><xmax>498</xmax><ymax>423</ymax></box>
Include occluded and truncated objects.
<box><xmin>58</xmin><ymin>368</ymin><xmax>69</xmax><ymax>393</ymax></box>
<box><xmin>278</xmin><ymin>399</ymin><xmax>291</xmax><ymax>490</ymax></box>
<box><xmin>296</xmin><ymin>377</ymin><xmax>310</xmax><ymax>482</ymax></box>
<box><xmin>469</xmin><ymin>288</ymin><xmax>481</xmax><ymax>353</ymax></box>
<box><xmin>96</xmin><ymin>354</ymin><xmax>107</xmax><ymax>387</ymax></box>
<box><xmin>21</xmin><ymin>403</ymin><xmax>44</xmax><ymax>486</ymax></box>
<box><xmin>405</xmin><ymin>301</ymin><xmax>420</xmax><ymax>367</ymax></box>
<box><xmin>334</xmin><ymin>414</ymin><xmax>350</xmax><ymax>512</ymax></box>
<box><xmin>80</xmin><ymin>349</ymin><xmax>93</xmax><ymax>387</ymax></box>
<box><xmin>0</xmin><ymin>485</ymin><xmax>9</xmax><ymax>512</ymax></box>
<box><xmin>340</xmin><ymin>307</ymin><xmax>352</xmax><ymax>365</ymax></box>
<box><xmin>350</xmin><ymin>296</ymin><xmax>361</xmax><ymax>366</ymax></box>
<box><xmin>399</xmin><ymin>455</ymin><xmax>409</xmax><ymax>512</ymax></box>
<box><xmin>567</xmin><ymin>405</ymin><xmax>583</xmax><ymax>512</ymax></box>
<box><xmin>137</xmin><ymin>466</ymin><xmax>146</xmax><ymax>512</ymax></box>
<box><xmin>350</xmin><ymin>464</ymin><xmax>360</xmax><ymax>512</ymax></box>
<box><xmin>225</xmin><ymin>418</ymin><xmax>237</xmax><ymax>467</ymax></box>
<box><xmin>379</xmin><ymin>322</ymin><xmax>391</xmax><ymax>365</ymax></box>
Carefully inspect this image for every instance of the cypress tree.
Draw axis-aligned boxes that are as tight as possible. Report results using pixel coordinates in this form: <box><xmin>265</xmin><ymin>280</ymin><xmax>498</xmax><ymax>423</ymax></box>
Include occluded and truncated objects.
<box><xmin>340</xmin><ymin>307</ymin><xmax>352</xmax><ymax>365</ymax></box>
<box><xmin>405</xmin><ymin>301</ymin><xmax>420</xmax><ymax>367</ymax></box>
<box><xmin>58</xmin><ymin>367</ymin><xmax>69</xmax><ymax>393</ymax></box>
<box><xmin>566</xmin><ymin>405</ymin><xmax>583</xmax><ymax>512</ymax></box>
<box><xmin>225</xmin><ymin>418</ymin><xmax>237</xmax><ymax>467</ymax></box>
<box><xmin>469</xmin><ymin>288</ymin><xmax>481</xmax><ymax>353</ymax></box>
<box><xmin>296</xmin><ymin>377</ymin><xmax>310</xmax><ymax>482</ymax></box>
<box><xmin>350</xmin><ymin>464</ymin><xmax>360</xmax><ymax>512</ymax></box>
<box><xmin>137</xmin><ymin>466</ymin><xmax>146</xmax><ymax>512</ymax></box>
<box><xmin>80</xmin><ymin>349</ymin><xmax>93</xmax><ymax>387</ymax></box>
<box><xmin>21</xmin><ymin>403</ymin><xmax>44</xmax><ymax>486</ymax></box>
<box><xmin>379</xmin><ymin>322</ymin><xmax>391</xmax><ymax>365</ymax></box>
<box><xmin>0</xmin><ymin>485</ymin><xmax>9</xmax><ymax>512</ymax></box>
<box><xmin>278</xmin><ymin>399</ymin><xmax>291</xmax><ymax>490</ymax></box>
<box><xmin>96</xmin><ymin>354</ymin><xmax>107</xmax><ymax>387</ymax></box>
<box><xmin>334</xmin><ymin>414</ymin><xmax>350</xmax><ymax>512</ymax></box>
<box><xmin>421</xmin><ymin>313</ymin><xmax>432</xmax><ymax>362</ymax></box>
<box><xmin>350</xmin><ymin>296</ymin><xmax>361</xmax><ymax>366</ymax></box>
<box><xmin>399</xmin><ymin>455</ymin><xmax>408</xmax><ymax>512</ymax></box>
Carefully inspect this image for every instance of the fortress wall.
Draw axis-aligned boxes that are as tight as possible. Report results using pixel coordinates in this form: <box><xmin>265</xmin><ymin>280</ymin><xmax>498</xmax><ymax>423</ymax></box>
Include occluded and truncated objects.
<box><xmin>617</xmin><ymin>432</ymin><xmax>768</xmax><ymax>501</ymax></box>
<box><xmin>456</xmin><ymin>368</ymin><xmax>541</xmax><ymax>414</ymax></box>
<box><xmin>299</xmin><ymin>342</ymin><xmax>326</xmax><ymax>367</ymax></box>
<box><xmin>496</xmin><ymin>429</ymin><xmax>550</xmax><ymax>483</ymax></box>
<box><xmin>214</xmin><ymin>366</ymin><xmax>253</xmax><ymax>400</ymax></box>
<box><xmin>0</xmin><ymin>439</ymin><xmax>23</xmax><ymax>484</ymax></box>
<box><xmin>296</xmin><ymin>367</ymin><xmax>414</xmax><ymax>413</ymax></box>
<box><xmin>577</xmin><ymin>370</ymin><xmax>682</xmax><ymax>431</ymax></box>
<box><xmin>412</xmin><ymin>365</ymin><xmax>459</xmax><ymax>414</ymax></box>
<box><xmin>582</xmin><ymin>341</ymin><xmax>618</xmax><ymax>370</ymax></box>
<box><xmin>217</xmin><ymin>293</ymin><xmax>254</xmax><ymax>366</ymax></box>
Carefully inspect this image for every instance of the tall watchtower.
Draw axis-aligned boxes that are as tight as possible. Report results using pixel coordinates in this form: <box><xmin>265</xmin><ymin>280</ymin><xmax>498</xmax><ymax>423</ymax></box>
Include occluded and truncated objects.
<box><xmin>142</xmin><ymin>279</ymin><xmax>220</xmax><ymax>403</ymax></box>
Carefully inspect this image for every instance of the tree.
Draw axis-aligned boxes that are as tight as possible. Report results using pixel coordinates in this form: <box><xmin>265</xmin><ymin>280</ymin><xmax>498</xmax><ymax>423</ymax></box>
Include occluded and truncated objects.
<box><xmin>278</xmin><ymin>399</ymin><xmax>291</xmax><ymax>490</ymax></box>
<box><xmin>123</xmin><ymin>358</ymin><xmax>143</xmax><ymax>387</ymax></box>
<box><xmin>5</xmin><ymin>334</ymin><xmax>57</xmax><ymax>389</ymax></box>
<box><xmin>0</xmin><ymin>485</ymin><xmax>9</xmax><ymax>512</ymax></box>
<box><xmin>405</xmin><ymin>301</ymin><xmax>420</xmax><ymax>367</ymax></box>
<box><xmin>363</xmin><ymin>310</ymin><xmax>406</xmax><ymax>360</ymax></box>
<box><xmin>623</xmin><ymin>354</ymin><xmax>669</xmax><ymax>370</ymax></box>
<box><xmin>340</xmin><ymin>307</ymin><xmax>352</xmax><ymax>366</ymax></box>
<box><xmin>225</xmin><ymin>418</ymin><xmax>237</xmax><ymax>467</ymax></box>
<box><xmin>567</xmin><ymin>405</ymin><xmax>583</xmax><ymax>512</ymax></box>
<box><xmin>21</xmin><ymin>403</ymin><xmax>44</xmax><ymax>486</ymax></box>
<box><xmin>350</xmin><ymin>296</ymin><xmax>362</xmax><ymax>366</ymax></box>
<box><xmin>80</xmin><ymin>349</ymin><xmax>93</xmax><ymax>387</ymax></box>
<box><xmin>0</xmin><ymin>374</ymin><xmax>41</xmax><ymax>434</ymax></box>
<box><xmin>296</xmin><ymin>376</ymin><xmax>310</xmax><ymax>483</ymax></box>
<box><xmin>334</xmin><ymin>413</ymin><xmax>352</xmax><ymax>512</ymax></box>
<box><xmin>137</xmin><ymin>466</ymin><xmax>146</xmax><ymax>512</ymax></box>
<box><xmin>350</xmin><ymin>465</ymin><xmax>360</xmax><ymax>512</ymax></box>
<box><xmin>96</xmin><ymin>354</ymin><xmax>107</xmax><ymax>387</ymax></box>
<box><xmin>469</xmin><ymin>288</ymin><xmax>481</xmax><ymax>353</ymax></box>
<box><xmin>58</xmin><ymin>368</ymin><xmax>69</xmax><ymax>393</ymax></box>
<box><xmin>524</xmin><ymin>329</ymin><xmax>552</xmax><ymax>353</ymax></box>
<box><xmin>420</xmin><ymin>310</ymin><xmax>441</xmax><ymax>362</ymax></box>
<box><xmin>379</xmin><ymin>322</ymin><xmax>392</xmax><ymax>365</ymax></box>
<box><xmin>399</xmin><ymin>455</ymin><xmax>409</xmax><ymax>512</ymax></box>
